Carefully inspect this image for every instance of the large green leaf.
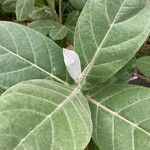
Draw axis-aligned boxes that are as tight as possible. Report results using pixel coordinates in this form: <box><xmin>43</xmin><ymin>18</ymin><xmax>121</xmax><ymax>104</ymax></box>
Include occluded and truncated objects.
<box><xmin>0</xmin><ymin>79</ymin><xmax>92</xmax><ymax>150</ymax></box>
<box><xmin>30</xmin><ymin>7</ymin><xmax>51</xmax><ymax>20</ymax></box>
<box><xmin>136</xmin><ymin>56</ymin><xmax>150</xmax><ymax>77</ymax></box>
<box><xmin>88</xmin><ymin>84</ymin><xmax>150</xmax><ymax>150</ymax></box>
<box><xmin>75</xmin><ymin>0</ymin><xmax>150</xmax><ymax>85</ymax></box>
<box><xmin>16</xmin><ymin>0</ymin><xmax>35</xmax><ymax>21</ymax></box>
<box><xmin>0</xmin><ymin>21</ymin><xmax>66</xmax><ymax>89</ymax></box>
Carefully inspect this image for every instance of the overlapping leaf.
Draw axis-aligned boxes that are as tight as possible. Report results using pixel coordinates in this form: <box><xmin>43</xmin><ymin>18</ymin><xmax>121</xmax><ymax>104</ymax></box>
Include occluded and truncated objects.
<box><xmin>75</xmin><ymin>0</ymin><xmax>150</xmax><ymax>85</ymax></box>
<box><xmin>136</xmin><ymin>56</ymin><xmax>150</xmax><ymax>77</ymax></box>
<box><xmin>88</xmin><ymin>84</ymin><xmax>150</xmax><ymax>150</ymax></box>
<box><xmin>28</xmin><ymin>20</ymin><xmax>56</xmax><ymax>35</ymax></box>
<box><xmin>0</xmin><ymin>79</ymin><xmax>92</xmax><ymax>150</ymax></box>
<box><xmin>16</xmin><ymin>0</ymin><xmax>35</xmax><ymax>21</ymax></box>
<box><xmin>0</xmin><ymin>21</ymin><xmax>66</xmax><ymax>89</ymax></box>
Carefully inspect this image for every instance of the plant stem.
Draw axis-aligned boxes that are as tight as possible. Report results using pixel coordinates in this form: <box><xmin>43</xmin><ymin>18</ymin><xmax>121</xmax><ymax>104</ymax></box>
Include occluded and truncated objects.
<box><xmin>59</xmin><ymin>0</ymin><xmax>63</xmax><ymax>22</ymax></box>
<box><xmin>47</xmin><ymin>0</ymin><xmax>59</xmax><ymax>21</ymax></box>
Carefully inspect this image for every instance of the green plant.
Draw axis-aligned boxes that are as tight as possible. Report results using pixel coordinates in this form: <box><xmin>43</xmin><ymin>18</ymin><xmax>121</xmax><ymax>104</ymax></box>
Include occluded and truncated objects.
<box><xmin>0</xmin><ymin>0</ymin><xmax>150</xmax><ymax>149</ymax></box>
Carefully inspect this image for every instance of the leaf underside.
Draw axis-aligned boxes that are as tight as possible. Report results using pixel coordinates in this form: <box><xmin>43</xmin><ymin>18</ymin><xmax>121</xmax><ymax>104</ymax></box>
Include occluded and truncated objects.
<box><xmin>0</xmin><ymin>79</ymin><xmax>92</xmax><ymax>150</ymax></box>
<box><xmin>75</xmin><ymin>0</ymin><xmax>150</xmax><ymax>85</ymax></box>
<box><xmin>89</xmin><ymin>84</ymin><xmax>150</xmax><ymax>150</ymax></box>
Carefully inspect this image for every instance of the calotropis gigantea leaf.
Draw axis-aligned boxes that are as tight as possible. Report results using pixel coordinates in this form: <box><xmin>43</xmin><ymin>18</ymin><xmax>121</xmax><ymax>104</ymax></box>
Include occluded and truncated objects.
<box><xmin>136</xmin><ymin>56</ymin><xmax>150</xmax><ymax>77</ymax></box>
<box><xmin>0</xmin><ymin>79</ymin><xmax>92</xmax><ymax>150</ymax></box>
<box><xmin>16</xmin><ymin>0</ymin><xmax>35</xmax><ymax>21</ymax></box>
<box><xmin>49</xmin><ymin>24</ymin><xmax>68</xmax><ymax>41</ymax></box>
<box><xmin>75</xmin><ymin>0</ymin><xmax>150</xmax><ymax>85</ymax></box>
<box><xmin>0</xmin><ymin>21</ymin><xmax>66</xmax><ymax>89</ymax></box>
<box><xmin>28</xmin><ymin>20</ymin><xmax>56</xmax><ymax>35</ymax></box>
<box><xmin>88</xmin><ymin>84</ymin><xmax>150</xmax><ymax>150</ymax></box>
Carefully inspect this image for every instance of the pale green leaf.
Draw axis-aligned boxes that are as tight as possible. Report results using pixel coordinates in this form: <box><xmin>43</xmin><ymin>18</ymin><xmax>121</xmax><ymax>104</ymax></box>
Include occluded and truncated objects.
<box><xmin>88</xmin><ymin>84</ymin><xmax>150</xmax><ymax>150</ymax></box>
<box><xmin>0</xmin><ymin>21</ymin><xmax>66</xmax><ymax>89</ymax></box>
<box><xmin>49</xmin><ymin>24</ymin><xmax>68</xmax><ymax>41</ymax></box>
<box><xmin>29</xmin><ymin>20</ymin><xmax>68</xmax><ymax>40</ymax></box>
<box><xmin>0</xmin><ymin>79</ymin><xmax>92</xmax><ymax>150</ymax></box>
<box><xmin>75</xmin><ymin>0</ymin><xmax>150</xmax><ymax>86</ymax></box>
<box><xmin>136</xmin><ymin>56</ymin><xmax>150</xmax><ymax>77</ymax></box>
<box><xmin>28</xmin><ymin>20</ymin><xmax>56</xmax><ymax>35</ymax></box>
<box><xmin>16</xmin><ymin>0</ymin><xmax>35</xmax><ymax>21</ymax></box>
<box><xmin>30</xmin><ymin>7</ymin><xmax>51</xmax><ymax>20</ymax></box>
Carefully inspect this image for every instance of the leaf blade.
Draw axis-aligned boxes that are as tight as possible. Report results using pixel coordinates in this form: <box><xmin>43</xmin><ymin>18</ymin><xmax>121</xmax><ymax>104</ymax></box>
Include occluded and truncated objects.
<box><xmin>88</xmin><ymin>84</ymin><xmax>150</xmax><ymax>150</ymax></box>
<box><xmin>74</xmin><ymin>0</ymin><xmax>150</xmax><ymax>85</ymax></box>
<box><xmin>16</xmin><ymin>0</ymin><xmax>35</xmax><ymax>21</ymax></box>
<box><xmin>0</xmin><ymin>21</ymin><xmax>66</xmax><ymax>89</ymax></box>
<box><xmin>0</xmin><ymin>79</ymin><xmax>92</xmax><ymax>150</ymax></box>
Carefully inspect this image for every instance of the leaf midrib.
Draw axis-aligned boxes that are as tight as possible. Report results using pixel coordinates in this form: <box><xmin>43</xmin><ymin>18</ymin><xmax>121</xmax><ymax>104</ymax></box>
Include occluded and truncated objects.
<box><xmin>88</xmin><ymin>97</ymin><xmax>150</xmax><ymax>137</ymax></box>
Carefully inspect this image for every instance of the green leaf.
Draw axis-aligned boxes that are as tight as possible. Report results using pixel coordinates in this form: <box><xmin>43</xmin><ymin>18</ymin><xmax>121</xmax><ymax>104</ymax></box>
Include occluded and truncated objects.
<box><xmin>0</xmin><ymin>79</ymin><xmax>92</xmax><ymax>150</ymax></box>
<box><xmin>49</xmin><ymin>24</ymin><xmax>68</xmax><ymax>41</ymax></box>
<box><xmin>65</xmin><ymin>11</ymin><xmax>80</xmax><ymax>43</ymax></box>
<box><xmin>29</xmin><ymin>20</ymin><xmax>68</xmax><ymax>40</ymax></box>
<box><xmin>30</xmin><ymin>7</ymin><xmax>51</xmax><ymax>20</ymax></box>
<box><xmin>2</xmin><ymin>0</ymin><xmax>16</xmax><ymax>13</ymax></box>
<box><xmin>88</xmin><ymin>84</ymin><xmax>150</xmax><ymax>150</ymax></box>
<box><xmin>28</xmin><ymin>20</ymin><xmax>56</xmax><ymax>35</ymax></box>
<box><xmin>16</xmin><ymin>0</ymin><xmax>35</xmax><ymax>21</ymax></box>
<box><xmin>0</xmin><ymin>21</ymin><xmax>66</xmax><ymax>89</ymax></box>
<box><xmin>136</xmin><ymin>56</ymin><xmax>150</xmax><ymax>77</ymax></box>
<box><xmin>75</xmin><ymin>0</ymin><xmax>150</xmax><ymax>86</ymax></box>
<box><xmin>69</xmin><ymin>0</ymin><xmax>87</xmax><ymax>10</ymax></box>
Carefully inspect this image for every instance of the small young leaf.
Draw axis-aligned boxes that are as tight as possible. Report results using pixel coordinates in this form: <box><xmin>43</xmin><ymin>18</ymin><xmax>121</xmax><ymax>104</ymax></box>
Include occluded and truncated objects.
<box><xmin>88</xmin><ymin>84</ymin><xmax>150</xmax><ymax>150</ymax></box>
<box><xmin>136</xmin><ymin>56</ymin><xmax>150</xmax><ymax>77</ymax></box>
<box><xmin>63</xmin><ymin>48</ymin><xmax>82</xmax><ymax>83</ymax></box>
<box><xmin>0</xmin><ymin>79</ymin><xmax>92</xmax><ymax>150</ymax></box>
<box><xmin>16</xmin><ymin>0</ymin><xmax>35</xmax><ymax>21</ymax></box>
